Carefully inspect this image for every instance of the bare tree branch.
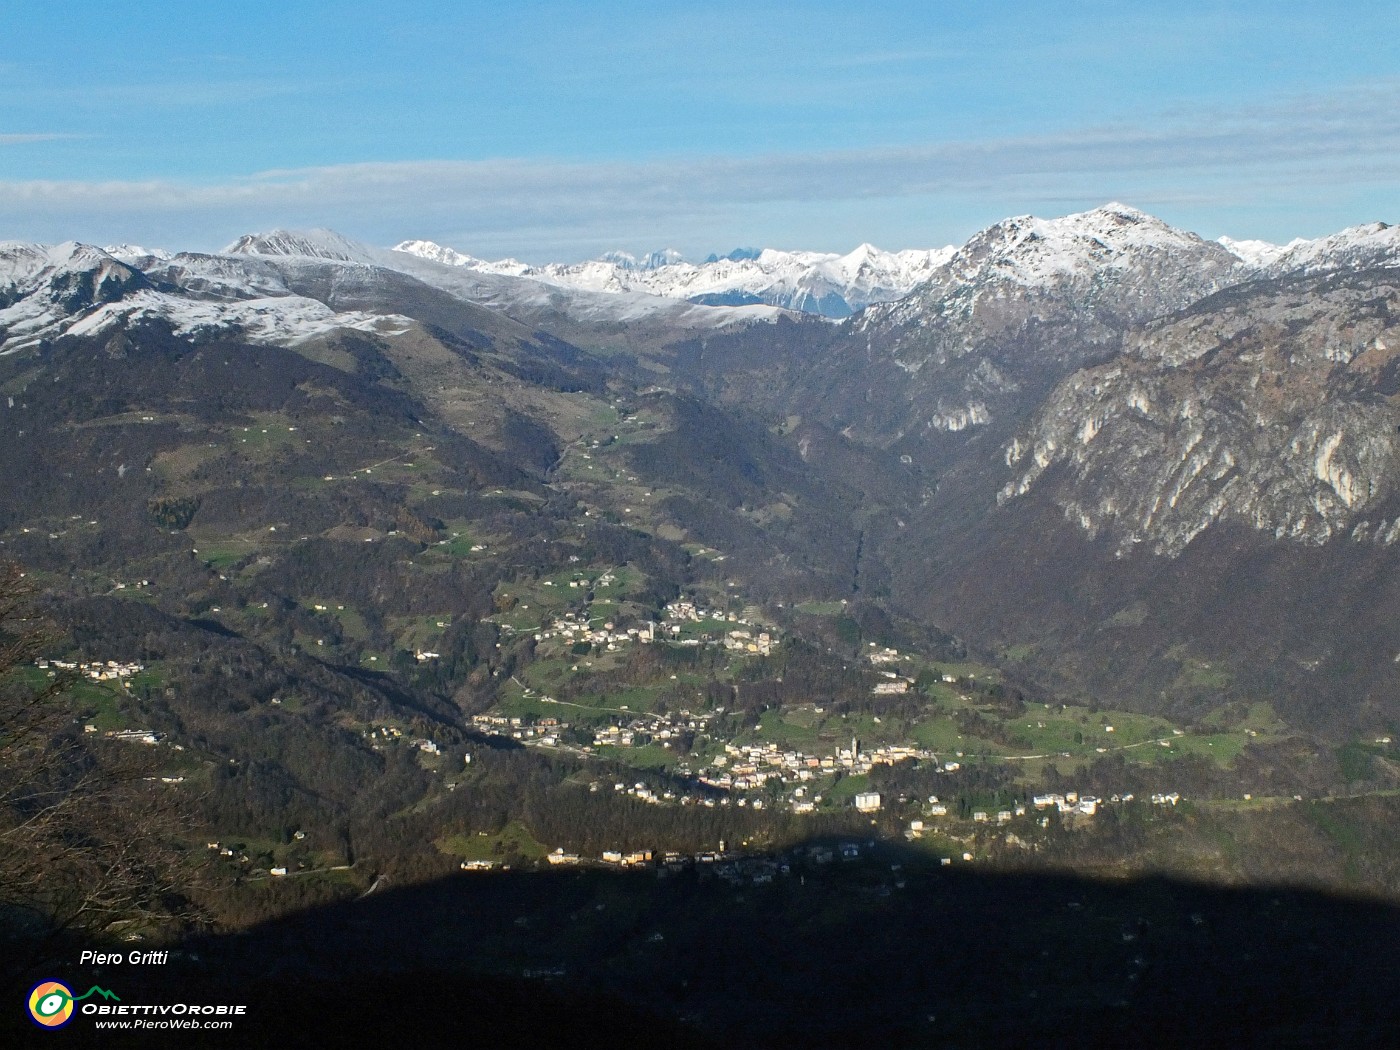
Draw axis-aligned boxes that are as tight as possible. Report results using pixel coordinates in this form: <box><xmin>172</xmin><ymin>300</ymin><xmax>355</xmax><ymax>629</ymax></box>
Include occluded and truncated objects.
<box><xmin>0</xmin><ymin>561</ymin><xmax>203</xmax><ymax>947</ymax></box>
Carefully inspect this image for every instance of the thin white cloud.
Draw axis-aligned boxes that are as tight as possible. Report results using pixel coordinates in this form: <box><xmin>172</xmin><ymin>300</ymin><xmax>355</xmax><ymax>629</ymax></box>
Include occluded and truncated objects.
<box><xmin>0</xmin><ymin>79</ymin><xmax>1395</xmax><ymax>256</ymax></box>
<box><xmin>0</xmin><ymin>133</ymin><xmax>83</xmax><ymax>145</ymax></box>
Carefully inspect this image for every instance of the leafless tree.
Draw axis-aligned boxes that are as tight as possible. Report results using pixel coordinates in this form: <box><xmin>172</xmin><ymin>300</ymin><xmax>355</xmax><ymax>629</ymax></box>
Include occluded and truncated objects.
<box><xmin>0</xmin><ymin>562</ymin><xmax>198</xmax><ymax>947</ymax></box>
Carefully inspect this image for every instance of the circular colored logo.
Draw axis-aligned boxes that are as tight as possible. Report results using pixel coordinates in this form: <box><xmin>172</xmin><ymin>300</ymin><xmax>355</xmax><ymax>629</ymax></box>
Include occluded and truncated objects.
<box><xmin>28</xmin><ymin>981</ymin><xmax>75</xmax><ymax>1028</ymax></box>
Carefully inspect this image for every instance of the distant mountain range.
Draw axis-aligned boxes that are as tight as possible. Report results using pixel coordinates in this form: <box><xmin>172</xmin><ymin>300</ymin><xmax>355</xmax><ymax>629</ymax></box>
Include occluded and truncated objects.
<box><xmin>390</xmin><ymin>238</ymin><xmax>957</xmax><ymax>317</ymax></box>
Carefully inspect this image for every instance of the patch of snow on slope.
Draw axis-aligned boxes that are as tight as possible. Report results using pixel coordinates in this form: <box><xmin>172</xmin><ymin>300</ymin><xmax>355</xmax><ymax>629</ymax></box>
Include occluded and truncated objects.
<box><xmin>223</xmin><ymin>229</ymin><xmax>379</xmax><ymax>265</ymax></box>
<box><xmin>65</xmin><ymin>290</ymin><xmax>416</xmax><ymax>346</ymax></box>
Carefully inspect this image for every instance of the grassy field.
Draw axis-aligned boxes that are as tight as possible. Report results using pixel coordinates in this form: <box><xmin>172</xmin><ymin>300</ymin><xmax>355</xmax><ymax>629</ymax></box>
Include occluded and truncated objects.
<box><xmin>440</xmin><ymin>820</ymin><xmax>551</xmax><ymax>863</ymax></box>
<box><xmin>387</xmin><ymin>613</ymin><xmax>454</xmax><ymax>653</ymax></box>
<box><xmin>191</xmin><ymin>536</ymin><xmax>260</xmax><ymax>570</ymax></box>
<box><xmin>793</xmin><ymin>600</ymin><xmax>847</xmax><ymax>616</ymax></box>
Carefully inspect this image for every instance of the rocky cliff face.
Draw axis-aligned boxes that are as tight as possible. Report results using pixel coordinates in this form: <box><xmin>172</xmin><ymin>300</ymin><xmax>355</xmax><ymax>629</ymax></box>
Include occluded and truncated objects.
<box><xmin>1000</xmin><ymin>268</ymin><xmax>1400</xmax><ymax>556</ymax></box>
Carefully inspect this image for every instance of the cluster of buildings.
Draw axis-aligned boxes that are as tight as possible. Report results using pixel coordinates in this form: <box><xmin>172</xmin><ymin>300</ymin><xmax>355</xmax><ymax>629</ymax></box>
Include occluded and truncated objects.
<box><xmin>539</xmin><ymin>844</ymin><xmax>745</xmax><ymax>872</ymax></box>
<box><xmin>867</xmin><ymin>646</ymin><xmax>904</xmax><ymax>666</ymax></box>
<box><xmin>865</xmin><ymin>644</ymin><xmax>959</xmax><ymax>684</ymax></box>
<box><xmin>365</xmin><ymin>724</ymin><xmax>404</xmax><ymax>745</ymax></box>
<box><xmin>974</xmin><ymin>805</ymin><xmax>1030</xmax><ymax>823</ymax></box>
<box><xmin>901</xmin><ymin>789</ymin><xmax>1186</xmax><ymax>845</ymax></box>
<box><xmin>872</xmin><ymin>677</ymin><xmax>912</xmax><ymax>695</ymax></box>
<box><xmin>361</xmin><ymin>723</ymin><xmax>447</xmax><ymax>755</ymax></box>
<box><xmin>662</xmin><ymin>601</ymin><xmax>778</xmax><ymax>654</ymax></box>
<box><xmin>103</xmin><ymin>728</ymin><xmax>162</xmax><ymax>744</ymax></box>
<box><xmin>532</xmin><ymin>611</ymin><xmax>655</xmax><ymax>651</ymax></box>
<box><xmin>545</xmin><ymin>847</ymin><xmax>655</xmax><ymax>867</ymax></box>
<box><xmin>506</xmin><ymin>841</ymin><xmax>888</xmax><ymax>884</ymax></box>
<box><xmin>697</xmin><ymin>737</ymin><xmax>921</xmax><ymax>798</ymax></box>
<box><xmin>1027</xmin><ymin>790</ymin><xmax>1183</xmax><ymax>815</ymax></box>
<box><xmin>472</xmin><ymin>712</ymin><xmax>563</xmax><ymax>745</ymax></box>
<box><xmin>1032</xmin><ymin>792</ymin><xmax>1106</xmax><ymax>817</ymax></box>
<box><xmin>474</xmin><ymin>706</ymin><xmax>948</xmax><ymax>815</ymax></box>
<box><xmin>866</xmin><ymin>645</ymin><xmax>949</xmax><ymax>694</ymax></box>
<box><xmin>522</xmin><ymin>601</ymin><xmax>783</xmax><ymax>659</ymax></box>
<box><xmin>591</xmin><ymin>709</ymin><xmax>709</xmax><ymax>750</ymax></box>
<box><xmin>37</xmin><ymin>657</ymin><xmax>145</xmax><ymax>683</ymax></box>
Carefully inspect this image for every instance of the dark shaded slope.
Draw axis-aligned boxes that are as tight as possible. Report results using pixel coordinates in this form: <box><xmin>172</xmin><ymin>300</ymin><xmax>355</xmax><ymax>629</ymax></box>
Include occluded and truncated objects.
<box><xmin>11</xmin><ymin>851</ymin><xmax>1400</xmax><ymax>1049</ymax></box>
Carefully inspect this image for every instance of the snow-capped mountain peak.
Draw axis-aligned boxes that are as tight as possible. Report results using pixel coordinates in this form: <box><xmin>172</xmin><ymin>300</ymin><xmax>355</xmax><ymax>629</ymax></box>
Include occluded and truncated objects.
<box><xmin>223</xmin><ymin>228</ymin><xmax>378</xmax><ymax>265</ymax></box>
<box><xmin>0</xmin><ymin>241</ymin><xmax>152</xmax><ymax>353</ymax></box>
<box><xmin>390</xmin><ymin>239</ymin><xmax>481</xmax><ymax>268</ymax></box>
<box><xmin>1215</xmin><ymin>222</ymin><xmax>1400</xmax><ymax>277</ymax></box>
<box><xmin>0</xmin><ymin>241</ymin><xmax>129</xmax><ymax>285</ymax></box>
<box><xmin>851</xmin><ymin>203</ymin><xmax>1248</xmax><ymax>400</ymax></box>
<box><xmin>938</xmin><ymin>202</ymin><xmax>1234</xmax><ymax>289</ymax></box>
<box><xmin>1263</xmin><ymin>221</ymin><xmax>1400</xmax><ymax>278</ymax></box>
<box><xmin>391</xmin><ymin>240</ymin><xmax>533</xmax><ymax>277</ymax></box>
<box><xmin>1217</xmin><ymin>236</ymin><xmax>1294</xmax><ymax>268</ymax></box>
<box><xmin>102</xmin><ymin>244</ymin><xmax>175</xmax><ymax>265</ymax></box>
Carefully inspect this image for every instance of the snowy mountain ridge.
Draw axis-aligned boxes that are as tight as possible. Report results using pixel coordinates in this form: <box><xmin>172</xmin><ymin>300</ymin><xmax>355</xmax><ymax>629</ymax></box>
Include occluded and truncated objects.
<box><xmin>391</xmin><ymin>239</ymin><xmax>957</xmax><ymax>318</ymax></box>
<box><xmin>0</xmin><ymin>228</ymin><xmax>790</xmax><ymax>356</ymax></box>
<box><xmin>6</xmin><ymin>206</ymin><xmax>1398</xmax><ymax>359</ymax></box>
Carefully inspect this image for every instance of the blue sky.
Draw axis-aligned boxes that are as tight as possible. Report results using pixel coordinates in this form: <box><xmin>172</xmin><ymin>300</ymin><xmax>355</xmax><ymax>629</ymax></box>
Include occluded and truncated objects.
<box><xmin>1</xmin><ymin>0</ymin><xmax>1397</xmax><ymax>260</ymax></box>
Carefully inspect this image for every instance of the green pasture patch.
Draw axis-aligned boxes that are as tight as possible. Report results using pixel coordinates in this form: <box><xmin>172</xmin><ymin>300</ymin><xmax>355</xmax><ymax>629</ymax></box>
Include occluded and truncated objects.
<box><xmin>126</xmin><ymin>665</ymin><xmax>168</xmax><ymax>691</ymax></box>
<box><xmin>908</xmin><ymin>717</ymin><xmax>1001</xmax><ymax>758</ymax></box>
<box><xmin>1239</xmin><ymin>702</ymin><xmax>1289</xmax><ymax>736</ymax></box>
<box><xmin>5</xmin><ymin>665</ymin><xmax>52</xmax><ymax>691</ymax></box>
<box><xmin>671</xmin><ymin>616</ymin><xmax>732</xmax><ymax>640</ymax></box>
<box><xmin>192</xmin><ymin>537</ymin><xmax>259</xmax><ymax>570</ymax></box>
<box><xmin>925</xmin><ymin>660</ymin><xmax>1002</xmax><ymax>684</ymax></box>
<box><xmin>150</xmin><ymin>442</ymin><xmax>221</xmax><ymax>481</ymax></box>
<box><xmin>572</xmin><ymin>684</ymin><xmax>660</xmax><ymax>713</ymax></box>
<box><xmin>582</xmin><ymin>404</ymin><xmax>621</xmax><ymax>430</ymax></box>
<box><xmin>743</xmin><ymin>713</ymin><xmax>825</xmax><ymax>752</ymax></box>
<box><xmin>518</xmin><ymin>656</ymin><xmax>573</xmax><ymax>690</ymax></box>
<box><xmin>387</xmin><ymin>614</ymin><xmax>454</xmax><ymax>652</ymax></box>
<box><xmin>436</xmin><ymin>524</ymin><xmax>487</xmax><ymax>558</ymax></box>
<box><xmin>440</xmin><ymin>821</ymin><xmax>551</xmax><ymax>863</ymax></box>
<box><xmin>613</xmin><ymin>743</ymin><xmax>678</xmax><ymax>770</ymax></box>
<box><xmin>1165</xmin><ymin>646</ymin><xmax>1234</xmax><ymax>691</ymax></box>
<box><xmin>225</xmin><ymin>417</ymin><xmax>306</xmax><ymax>461</ymax></box>
<box><xmin>1167</xmin><ymin>732</ymin><xmax>1247</xmax><ymax>766</ymax></box>
<box><xmin>491</xmin><ymin>692</ymin><xmax>586</xmax><ymax>724</ymax></box>
<box><xmin>793</xmin><ymin>600</ymin><xmax>847</xmax><ymax>616</ymax></box>
<box><xmin>825</xmin><ymin>774</ymin><xmax>871</xmax><ymax>803</ymax></box>
<box><xmin>303</xmin><ymin>600</ymin><xmax>370</xmax><ymax>641</ymax></box>
<box><xmin>996</xmin><ymin>714</ymin><xmax>1090</xmax><ymax>754</ymax></box>
<box><xmin>71</xmin><ymin>681</ymin><xmax>127</xmax><ymax>732</ymax></box>
<box><xmin>838</xmin><ymin>712</ymin><xmax>914</xmax><ymax>748</ymax></box>
<box><xmin>780</xmin><ymin>705</ymin><xmax>824</xmax><ymax>729</ymax></box>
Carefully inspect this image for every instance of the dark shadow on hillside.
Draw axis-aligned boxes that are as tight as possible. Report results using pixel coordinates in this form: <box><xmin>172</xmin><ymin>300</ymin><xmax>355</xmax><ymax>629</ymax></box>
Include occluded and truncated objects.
<box><xmin>8</xmin><ymin>839</ymin><xmax>1400</xmax><ymax>1049</ymax></box>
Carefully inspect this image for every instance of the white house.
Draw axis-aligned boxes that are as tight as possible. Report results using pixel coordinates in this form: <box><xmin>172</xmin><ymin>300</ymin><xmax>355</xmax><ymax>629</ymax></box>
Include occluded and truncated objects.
<box><xmin>854</xmin><ymin>791</ymin><xmax>882</xmax><ymax>813</ymax></box>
